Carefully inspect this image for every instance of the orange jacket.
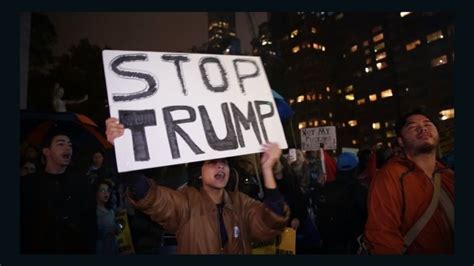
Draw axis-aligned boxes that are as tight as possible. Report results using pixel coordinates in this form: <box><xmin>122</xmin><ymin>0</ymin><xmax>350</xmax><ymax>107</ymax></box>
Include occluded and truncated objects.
<box><xmin>130</xmin><ymin>181</ymin><xmax>289</xmax><ymax>254</ymax></box>
<box><xmin>365</xmin><ymin>157</ymin><xmax>454</xmax><ymax>254</ymax></box>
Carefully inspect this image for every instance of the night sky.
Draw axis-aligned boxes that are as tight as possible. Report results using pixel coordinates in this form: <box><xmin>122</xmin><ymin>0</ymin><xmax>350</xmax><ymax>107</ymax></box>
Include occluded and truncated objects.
<box><xmin>45</xmin><ymin>12</ymin><xmax>268</xmax><ymax>56</ymax></box>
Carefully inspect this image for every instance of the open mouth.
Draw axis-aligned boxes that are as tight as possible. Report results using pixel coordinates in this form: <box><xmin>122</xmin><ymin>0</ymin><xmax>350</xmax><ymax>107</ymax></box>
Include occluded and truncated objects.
<box><xmin>62</xmin><ymin>153</ymin><xmax>72</xmax><ymax>160</ymax></box>
<box><xmin>214</xmin><ymin>172</ymin><xmax>226</xmax><ymax>180</ymax></box>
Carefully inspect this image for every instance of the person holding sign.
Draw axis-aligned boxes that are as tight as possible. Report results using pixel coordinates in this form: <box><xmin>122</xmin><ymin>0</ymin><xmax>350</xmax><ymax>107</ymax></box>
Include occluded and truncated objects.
<box><xmin>105</xmin><ymin>117</ymin><xmax>289</xmax><ymax>254</ymax></box>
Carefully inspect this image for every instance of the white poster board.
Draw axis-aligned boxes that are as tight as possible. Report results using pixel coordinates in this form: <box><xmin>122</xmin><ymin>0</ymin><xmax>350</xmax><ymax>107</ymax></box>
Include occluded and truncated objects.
<box><xmin>102</xmin><ymin>50</ymin><xmax>288</xmax><ymax>172</ymax></box>
<box><xmin>300</xmin><ymin>126</ymin><xmax>337</xmax><ymax>151</ymax></box>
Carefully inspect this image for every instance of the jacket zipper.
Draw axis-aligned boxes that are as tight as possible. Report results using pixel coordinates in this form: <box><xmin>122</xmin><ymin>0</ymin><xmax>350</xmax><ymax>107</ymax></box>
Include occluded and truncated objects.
<box><xmin>217</xmin><ymin>206</ymin><xmax>224</xmax><ymax>254</ymax></box>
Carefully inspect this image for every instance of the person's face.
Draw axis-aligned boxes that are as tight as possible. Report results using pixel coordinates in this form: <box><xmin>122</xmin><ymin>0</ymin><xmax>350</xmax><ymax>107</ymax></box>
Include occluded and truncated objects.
<box><xmin>96</xmin><ymin>183</ymin><xmax>110</xmax><ymax>204</ymax></box>
<box><xmin>398</xmin><ymin>114</ymin><xmax>439</xmax><ymax>155</ymax></box>
<box><xmin>200</xmin><ymin>159</ymin><xmax>230</xmax><ymax>191</ymax></box>
<box><xmin>92</xmin><ymin>152</ymin><xmax>104</xmax><ymax>167</ymax></box>
<box><xmin>43</xmin><ymin>135</ymin><xmax>72</xmax><ymax>167</ymax></box>
<box><xmin>20</xmin><ymin>162</ymin><xmax>36</xmax><ymax>176</ymax></box>
<box><xmin>25</xmin><ymin>146</ymin><xmax>39</xmax><ymax>160</ymax></box>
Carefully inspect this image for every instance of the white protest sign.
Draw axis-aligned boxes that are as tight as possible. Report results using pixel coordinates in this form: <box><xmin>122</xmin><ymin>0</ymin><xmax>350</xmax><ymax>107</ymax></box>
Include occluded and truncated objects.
<box><xmin>300</xmin><ymin>126</ymin><xmax>337</xmax><ymax>151</ymax></box>
<box><xmin>102</xmin><ymin>50</ymin><xmax>288</xmax><ymax>172</ymax></box>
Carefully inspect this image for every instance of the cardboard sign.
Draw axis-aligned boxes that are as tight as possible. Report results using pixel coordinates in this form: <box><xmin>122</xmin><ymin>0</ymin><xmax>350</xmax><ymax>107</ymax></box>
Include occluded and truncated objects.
<box><xmin>301</xmin><ymin>126</ymin><xmax>337</xmax><ymax>151</ymax></box>
<box><xmin>102</xmin><ymin>50</ymin><xmax>287</xmax><ymax>172</ymax></box>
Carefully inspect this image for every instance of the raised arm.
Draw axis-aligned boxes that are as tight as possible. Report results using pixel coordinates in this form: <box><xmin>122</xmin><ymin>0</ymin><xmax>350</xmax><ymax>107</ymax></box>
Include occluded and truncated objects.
<box><xmin>260</xmin><ymin>142</ymin><xmax>282</xmax><ymax>189</ymax></box>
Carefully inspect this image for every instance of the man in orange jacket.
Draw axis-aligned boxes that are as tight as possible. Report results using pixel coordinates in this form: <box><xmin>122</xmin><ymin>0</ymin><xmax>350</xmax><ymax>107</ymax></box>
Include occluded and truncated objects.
<box><xmin>364</xmin><ymin>108</ymin><xmax>454</xmax><ymax>254</ymax></box>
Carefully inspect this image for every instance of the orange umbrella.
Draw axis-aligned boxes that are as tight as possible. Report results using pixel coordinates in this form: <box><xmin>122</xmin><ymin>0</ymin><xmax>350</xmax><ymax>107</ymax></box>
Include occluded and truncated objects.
<box><xmin>21</xmin><ymin>110</ymin><xmax>112</xmax><ymax>150</ymax></box>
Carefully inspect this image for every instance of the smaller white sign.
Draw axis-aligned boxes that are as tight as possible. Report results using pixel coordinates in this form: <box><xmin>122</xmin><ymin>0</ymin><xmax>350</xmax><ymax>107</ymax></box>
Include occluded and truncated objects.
<box><xmin>300</xmin><ymin>126</ymin><xmax>337</xmax><ymax>151</ymax></box>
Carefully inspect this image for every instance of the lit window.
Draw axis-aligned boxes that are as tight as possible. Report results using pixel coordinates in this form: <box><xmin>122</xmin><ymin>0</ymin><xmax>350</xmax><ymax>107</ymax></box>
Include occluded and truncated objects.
<box><xmin>366</xmin><ymin>58</ymin><xmax>372</xmax><ymax>65</ymax></box>
<box><xmin>335</xmin><ymin>13</ymin><xmax>344</xmax><ymax>20</ymax></box>
<box><xmin>400</xmin><ymin>12</ymin><xmax>412</xmax><ymax>17</ymax></box>
<box><xmin>306</xmin><ymin>94</ymin><xmax>312</xmax><ymax>101</ymax></box>
<box><xmin>440</xmin><ymin>108</ymin><xmax>454</xmax><ymax>120</ymax></box>
<box><xmin>352</xmin><ymin>139</ymin><xmax>358</xmax><ymax>145</ymax></box>
<box><xmin>373</xmin><ymin>33</ymin><xmax>384</xmax><ymax>42</ymax></box>
<box><xmin>431</xmin><ymin>55</ymin><xmax>448</xmax><ymax>67</ymax></box>
<box><xmin>342</xmin><ymin>122</ymin><xmax>346</xmax><ymax>127</ymax></box>
<box><xmin>326</xmin><ymin>86</ymin><xmax>331</xmax><ymax>92</ymax></box>
<box><xmin>289</xmin><ymin>99</ymin><xmax>295</xmax><ymax>105</ymax></box>
<box><xmin>381</xmin><ymin>89</ymin><xmax>393</xmax><ymax>98</ymax></box>
<box><xmin>369</xmin><ymin>94</ymin><xmax>377</xmax><ymax>102</ymax></box>
<box><xmin>309</xmin><ymin>121</ymin><xmax>313</xmax><ymax>126</ymax></box>
<box><xmin>321</xmin><ymin>120</ymin><xmax>327</xmax><ymax>125</ymax></box>
<box><xmin>319</xmin><ymin>94</ymin><xmax>323</xmax><ymax>100</ymax></box>
<box><xmin>297</xmin><ymin>95</ymin><xmax>305</xmax><ymax>102</ymax></box>
<box><xmin>357</xmin><ymin>98</ymin><xmax>366</xmax><ymax>105</ymax></box>
<box><xmin>298</xmin><ymin>122</ymin><xmax>307</xmax><ymax>129</ymax></box>
<box><xmin>350</xmin><ymin>45</ymin><xmax>358</xmax><ymax>52</ymax></box>
<box><xmin>372</xmin><ymin>122</ymin><xmax>381</xmax><ymax>130</ymax></box>
<box><xmin>372</xmin><ymin>25</ymin><xmax>382</xmax><ymax>33</ymax></box>
<box><xmin>311</xmin><ymin>27</ymin><xmax>317</xmax><ymax>33</ymax></box>
<box><xmin>365</xmin><ymin>66</ymin><xmax>373</xmax><ymax>73</ymax></box>
<box><xmin>386</xmin><ymin>130</ymin><xmax>396</xmax><ymax>138</ymax></box>
<box><xmin>312</xmin><ymin>94</ymin><xmax>317</xmax><ymax>100</ymax></box>
<box><xmin>406</xmin><ymin>39</ymin><xmax>421</xmax><ymax>51</ymax></box>
<box><xmin>292</xmin><ymin>46</ymin><xmax>300</xmax><ymax>53</ymax></box>
<box><xmin>376</xmin><ymin>61</ymin><xmax>388</xmax><ymax>70</ymax></box>
<box><xmin>327</xmin><ymin>95</ymin><xmax>331</xmax><ymax>100</ymax></box>
<box><xmin>345</xmin><ymin>94</ymin><xmax>355</xmax><ymax>101</ymax></box>
<box><xmin>363</xmin><ymin>40</ymin><xmax>369</xmax><ymax>47</ymax></box>
<box><xmin>329</xmin><ymin>112</ymin><xmax>333</xmax><ymax>118</ymax></box>
<box><xmin>313</xmin><ymin>120</ymin><xmax>319</xmax><ymax>126</ymax></box>
<box><xmin>313</xmin><ymin>43</ymin><xmax>319</xmax><ymax>49</ymax></box>
<box><xmin>348</xmin><ymin>120</ymin><xmax>358</xmax><ymax>127</ymax></box>
<box><xmin>427</xmin><ymin>30</ymin><xmax>444</xmax><ymax>43</ymax></box>
<box><xmin>374</xmin><ymin>42</ymin><xmax>385</xmax><ymax>52</ymax></box>
<box><xmin>338</xmin><ymin>89</ymin><xmax>342</xmax><ymax>94</ymax></box>
<box><xmin>375</xmin><ymin>51</ymin><xmax>387</xmax><ymax>61</ymax></box>
<box><xmin>345</xmin><ymin>85</ymin><xmax>353</xmax><ymax>92</ymax></box>
<box><xmin>290</xmin><ymin>29</ymin><xmax>298</xmax><ymax>38</ymax></box>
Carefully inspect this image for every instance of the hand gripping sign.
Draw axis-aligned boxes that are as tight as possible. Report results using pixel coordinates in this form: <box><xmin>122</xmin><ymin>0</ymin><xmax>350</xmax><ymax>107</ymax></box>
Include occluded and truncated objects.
<box><xmin>102</xmin><ymin>50</ymin><xmax>288</xmax><ymax>172</ymax></box>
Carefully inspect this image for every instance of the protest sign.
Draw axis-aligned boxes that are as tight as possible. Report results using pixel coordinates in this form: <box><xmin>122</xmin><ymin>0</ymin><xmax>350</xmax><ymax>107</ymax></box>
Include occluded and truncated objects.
<box><xmin>102</xmin><ymin>50</ymin><xmax>287</xmax><ymax>172</ymax></box>
<box><xmin>301</xmin><ymin>126</ymin><xmax>337</xmax><ymax>151</ymax></box>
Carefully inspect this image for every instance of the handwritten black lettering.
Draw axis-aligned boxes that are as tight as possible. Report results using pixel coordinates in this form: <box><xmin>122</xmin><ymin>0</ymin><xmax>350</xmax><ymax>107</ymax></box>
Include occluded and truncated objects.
<box><xmin>231</xmin><ymin>102</ymin><xmax>262</xmax><ymax>147</ymax></box>
<box><xmin>161</xmin><ymin>54</ymin><xmax>191</xmax><ymax>95</ymax></box>
<box><xmin>119</xmin><ymin>110</ymin><xmax>156</xmax><ymax>161</ymax></box>
<box><xmin>162</xmin><ymin>106</ymin><xmax>204</xmax><ymax>159</ymax></box>
<box><xmin>232</xmin><ymin>59</ymin><xmax>260</xmax><ymax>95</ymax></box>
<box><xmin>110</xmin><ymin>54</ymin><xmax>158</xmax><ymax>102</ymax></box>
<box><xmin>198</xmin><ymin>103</ymin><xmax>238</xmax><ymax>151</ymax></box>
<box><xmin>254</xmin><ymin>101</ymin><xmax>275</xmax><ymax>143</ymax></box>
<box><xmin>199</xmin><ymin>57</ymin><xmax>228</xmax><ymax>93</ymax></box>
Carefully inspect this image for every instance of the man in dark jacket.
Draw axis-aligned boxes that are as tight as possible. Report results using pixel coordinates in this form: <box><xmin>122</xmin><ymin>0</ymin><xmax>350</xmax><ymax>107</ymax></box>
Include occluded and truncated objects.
<box><xmin>20</xmin><ymin>127</ymin><xmax>96</xmax><ymax>254</ymax></box>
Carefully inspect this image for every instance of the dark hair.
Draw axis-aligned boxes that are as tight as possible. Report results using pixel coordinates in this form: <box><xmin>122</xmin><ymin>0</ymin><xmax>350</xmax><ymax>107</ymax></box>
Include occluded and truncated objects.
<box><xmin>395</xmin><ymin>107</ymin><xmax>439</xmax><ymax>136</ymax></box>
<box><xmin>41</xmin><ymin>125</ymin><xmax>73</xmax><ymax>148</ymax></box>
<box><xmin>94</xmin><ymin>178</ymin><xmax>114</xmax><ymax>209</ymax></box>
<box><xmin>186</xmin><ymin>159</ymin><xmax>238</xmax><ymax>191</ymax></box>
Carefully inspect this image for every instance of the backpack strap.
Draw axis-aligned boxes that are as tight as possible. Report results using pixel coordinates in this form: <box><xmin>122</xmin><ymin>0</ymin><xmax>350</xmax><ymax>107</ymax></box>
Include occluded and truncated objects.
<box><xmin>439</xmin><ymin>188</ymin><xmax>454</xmax><ymax>231</ymax></box>
<box><xmin>402</xmin><ymin>172</ymin><xmax>441</xmax><ymax>253</ymax></box>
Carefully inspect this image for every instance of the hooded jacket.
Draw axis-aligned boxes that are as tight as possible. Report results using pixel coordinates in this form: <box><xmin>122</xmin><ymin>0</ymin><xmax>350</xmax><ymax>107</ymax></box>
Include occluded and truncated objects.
<box><xmin>130</xmin><ymin>180</ymin><xmax>289</xmax><ymax>254</ymax></box>
<box><xmin>365</xmin><ymin>156</ymin><xmax>454</xmax><ymax>254</ymax></box>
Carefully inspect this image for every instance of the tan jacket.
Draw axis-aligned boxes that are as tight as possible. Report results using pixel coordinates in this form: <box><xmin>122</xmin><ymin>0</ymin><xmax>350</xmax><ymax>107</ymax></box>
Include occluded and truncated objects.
<box><xmin>131</xmin><ymin>181</ymin><xmax>289</xmax><ymax>254</ymax></box>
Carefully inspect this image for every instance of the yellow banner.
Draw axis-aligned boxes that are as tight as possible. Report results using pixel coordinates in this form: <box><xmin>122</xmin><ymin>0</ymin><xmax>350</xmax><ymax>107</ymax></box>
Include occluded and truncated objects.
<box><xmin>115</xmin><ymin>208</ymin><xmax>135</xmax><ymax>255</ymax></box>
